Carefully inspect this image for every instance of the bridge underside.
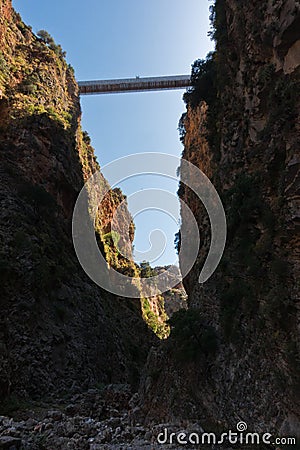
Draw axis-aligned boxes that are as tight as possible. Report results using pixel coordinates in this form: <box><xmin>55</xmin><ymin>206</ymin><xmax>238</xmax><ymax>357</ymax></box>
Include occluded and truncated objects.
<box><xmin>78</xmin><ymin>75</ymin><xmax>191</xmax><ymax>95</ymax></box>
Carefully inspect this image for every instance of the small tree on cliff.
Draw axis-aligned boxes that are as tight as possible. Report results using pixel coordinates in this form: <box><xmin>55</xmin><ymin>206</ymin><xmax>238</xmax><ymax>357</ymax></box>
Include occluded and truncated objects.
<box><xmin>140</xmin><ymin>261</ymin><xmax>157</xmax><ymax>278</ymax></box>
<box><xmin>183</xmin><ymin>52</ymin><xmax>216</xmax><ymax>107</ymax></box>
<box><xmin>37</xmin><ymin>30</ymin><xmax>53</xmax><ymax>45</ymax></box>
<box><xmin>37</xmin><ymin>30</ymin><xmax>66</xmax><ymax>59</ymax></box>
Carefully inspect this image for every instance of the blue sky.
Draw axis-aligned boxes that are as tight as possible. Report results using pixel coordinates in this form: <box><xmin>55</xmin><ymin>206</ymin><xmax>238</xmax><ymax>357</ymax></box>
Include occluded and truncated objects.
<box><xmin>13</xmin><ymin>0</ymin><xmax>214</xmax><ymax>266</ymax></box>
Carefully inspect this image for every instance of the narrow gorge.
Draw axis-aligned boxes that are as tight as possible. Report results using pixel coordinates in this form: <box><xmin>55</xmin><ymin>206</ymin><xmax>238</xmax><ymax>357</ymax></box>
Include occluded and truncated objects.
<box><xmin>0</xmin><ymin>0</ymin><xmax>299</xmax><ymax>449</ymax></box>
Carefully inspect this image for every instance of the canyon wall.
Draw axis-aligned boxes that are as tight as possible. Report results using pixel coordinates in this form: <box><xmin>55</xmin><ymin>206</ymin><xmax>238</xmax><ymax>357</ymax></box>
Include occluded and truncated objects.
<box><xmin>141</xmin><ymin>0</ymin><xmax>300</xmax><ymax>437</ymax></box>
<box><xmin>0</xmin><ymin>0</ymin><xmax>154</xmax><ymax>403</ymax></box>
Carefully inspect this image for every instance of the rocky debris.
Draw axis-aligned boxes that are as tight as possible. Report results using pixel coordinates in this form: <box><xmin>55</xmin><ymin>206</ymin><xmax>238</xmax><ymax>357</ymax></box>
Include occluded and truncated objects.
<box><xmin>0</xmin><ymin>386</ymin><xmax>210</xmax><ymax>449</ymax></box>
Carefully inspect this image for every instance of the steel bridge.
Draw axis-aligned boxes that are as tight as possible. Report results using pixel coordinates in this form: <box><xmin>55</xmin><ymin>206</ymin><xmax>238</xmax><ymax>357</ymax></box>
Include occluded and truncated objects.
<box><xmin>78</xmin><ymin>75</ymin><xmax>191</xmax><ymax>95</ymax></box>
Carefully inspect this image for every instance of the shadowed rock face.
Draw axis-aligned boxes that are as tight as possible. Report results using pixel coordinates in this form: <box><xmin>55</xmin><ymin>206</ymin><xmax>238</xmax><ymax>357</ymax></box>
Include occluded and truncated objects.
<box><xmin>139</xmin><ymin>0</ymin><xmax>300</xmax><ymax>437</ymax></box>
<box><xmin>0</xmin><ymin>0</ymin><xmax>155</xmax><ymax>402</ymax></box>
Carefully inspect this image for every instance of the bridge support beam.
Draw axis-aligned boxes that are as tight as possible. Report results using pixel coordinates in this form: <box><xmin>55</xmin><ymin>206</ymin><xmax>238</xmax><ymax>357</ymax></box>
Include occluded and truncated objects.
<box><xmin>78</xmin><ymin>75</ymin><xmax>191</xmax><ymax>95</ymax></box>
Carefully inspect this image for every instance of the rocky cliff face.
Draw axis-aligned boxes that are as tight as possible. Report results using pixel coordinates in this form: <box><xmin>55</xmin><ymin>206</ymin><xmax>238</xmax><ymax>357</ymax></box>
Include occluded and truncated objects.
<box><xmin>141</xmin><ymin>0</ymin><xmax>300</xmax><ymax>437</ymax></box>
<box><xmin>0</xmin><ymin>0</ymin><xmax>154</xmax><ymax>403</ymax></box>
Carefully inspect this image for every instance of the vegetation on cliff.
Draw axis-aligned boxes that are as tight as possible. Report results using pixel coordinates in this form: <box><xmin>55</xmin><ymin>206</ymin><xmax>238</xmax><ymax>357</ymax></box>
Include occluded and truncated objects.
<box><xmin>0</xmin><ymin>9</ymin><xmax>75</xmax><ymax>128</ymax></box>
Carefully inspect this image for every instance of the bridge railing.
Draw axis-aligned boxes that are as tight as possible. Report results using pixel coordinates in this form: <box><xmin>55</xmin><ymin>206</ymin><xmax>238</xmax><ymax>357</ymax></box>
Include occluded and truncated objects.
<box><xmin>78</xmin><ymin>75</ymin><xmax>191</xmax><ymax>95</ymax></box>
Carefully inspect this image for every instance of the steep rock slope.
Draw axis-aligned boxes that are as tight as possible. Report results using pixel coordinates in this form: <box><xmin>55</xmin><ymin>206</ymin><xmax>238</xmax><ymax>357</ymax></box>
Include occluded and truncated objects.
<box><xmin>0</xmin><ymin>0</ymin><xmax>154</xmax><ymax>403</ymax></box>
<box><xmin>141</xmin><ymin>0</ymin><xmax>300</xmax><ymax>437</ymax></box>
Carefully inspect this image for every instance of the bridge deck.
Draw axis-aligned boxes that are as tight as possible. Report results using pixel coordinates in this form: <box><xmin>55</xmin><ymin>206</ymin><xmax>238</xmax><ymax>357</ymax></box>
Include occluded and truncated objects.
<box><xmin>78</xmin><ymin>75</ymin><xmax>191</xmax><ymax>95</ymax></box>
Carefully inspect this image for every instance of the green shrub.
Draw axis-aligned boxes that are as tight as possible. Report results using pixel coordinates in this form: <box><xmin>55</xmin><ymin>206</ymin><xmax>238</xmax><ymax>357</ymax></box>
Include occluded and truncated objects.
<box><xmin>0</xmin><ymin>395</ymin><xmax>31</xmax><ymax>415</ymax></box>
<box><xmin>183</xmin><ymin>52</ymin><xmax>216</xmax><ymax>108</ymax></box>
<box><xmin>271</xmin><ymin>258</ymin><xmax>289</xmax><ymax>280</ymax></box>
<box><xmin>21</xmin><ymin>79</ymin><xmax>38</xmax><ymax>95</ymax></box>
<box><xmin>140</xmin><ymin>261</ymin><xmax>157</xmax><ymax>278</ymax></box>
<box><xmin>54</xmin><ymin>304</ymin><xmax>67</xmax><ymax>322</ymax></box>
<box><xmin>286</xmin><ymin>340</ymin><xmax>300</xmax><ymax>372</ymax></box>
<box><xmin>264</xmin><ymin>286</ymin><xmax>295</xmax><ymax>331</ymax></box>
<box><xmin>141</xmin><ymin>297</ymin><xmax>169</xmax><ymax>339</ymax></box>
<box><xmin>220</xmin><ymin>280</ymin><xmax>254</xmax><ymax>339</ymax></box>
<box><xmin>226</xmin><ymin>174</ymin><xmax>261</xmax><ymax>232</ymax></box>
<box><xmin>37</xmin><ymin>30</ymin><xmax>66</xmax><ymax>60</ymax></box>
<box><xmin>168</xmin><ymin>309</ymin><xmax>218</xmax><ymax>361</ymax></box>
<box><xmin>19</xmin><ymin>183</ymin><xmax>56</xmax><ymax>216</ymax></box>
<box><xmin>257</xmin><ymin>63</ymin><xmax>275</xmax><ymax>87</ymax></box>
<box><xmin>12</xmin><ymin>230</ymin><xmax>29</xmax><ymax>250</ymax></box>
<box><xmin>37</xmin><ymin>30</ymin><xmax>53</xmax><ymax>44</ymax></box>
<box><xmin>0</xmin><ymin>257</ymin><xmax>15</xmax><ymax>283</ymax></box>
<box><xmin>174</xmin><ymin>231</ymin><xmax>181</xmax><ymax>254</ymax></box>
<box><xmin>102</xmin><ymin>230</ymin><xmax>120</xmax><ymax>247</ymax></box>
<box><xmin>208</xmin><ymin>0</ymin><xmax>228</xmax><ymax>46</ymax></box>
<box><xmin>261</xmin><ymin>76</ymin><xmax>299</xmax><ymax>136</ymax></box>
<box><xmin>178</xmin><ymin>113</ymin><xmax>186</xmax><ymax>143</ymax></box>
<box><xmin>67</xmin><ymin>64</ymin><xmax>75</xmax><ymax>75</ymax></box>
<box><xmin>33</xmin><ymin>260</ymin><xmax>58</xmax><ymax>291</ymax></box>
<box><xmin>82</xmin><ymin>130</ymin><xmax>91</xmax><ymax>145</ymax></box>
<box><xmin>46</xmin><ymin>106</ymin><xmax>71</xmax><ymax>127</ymax></box>
<box><xmin>0</xmin><ymin>50</ymin><xmax>7</xmax><ymax>72</ymax></box>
